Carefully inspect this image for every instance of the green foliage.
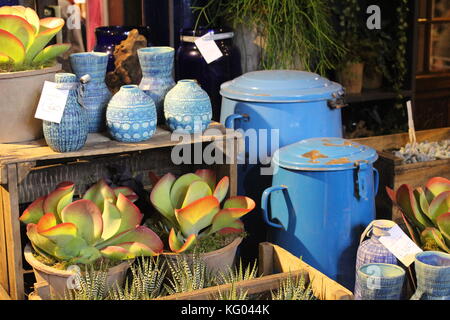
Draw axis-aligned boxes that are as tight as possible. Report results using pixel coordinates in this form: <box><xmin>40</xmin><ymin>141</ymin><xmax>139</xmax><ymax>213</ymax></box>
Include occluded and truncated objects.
<box><xmin>63</xmin><ymin>264</ymin><xmax>109</xmax><ymax>300</ymax></box>
<box><xmin>164</xmin><ymin>252</ymin><xmax>214</xmax><ymax>294</ymax></box>
<box><xmin>191</xmin><ymin>0</ymin><xmax>344</xmax><ymax>74</ymax></box>
<box><xmin>216</xmin><ymin>281</ymin><xmax>249</xmax><ymax>300</ymax></box>
<box><xmin>109</xmin><ymin>256</ymin><xmax>166</xmax><ymax>300</ymax></box>
<box><xmin>271</xmin><ymin>272</ymin><xmax>315</xmax><ymax>301</ymax></box>
<box><xmin>216</xmin><ymin>259</ymin><xmax>258</xmax><ymax>285</ymax></box>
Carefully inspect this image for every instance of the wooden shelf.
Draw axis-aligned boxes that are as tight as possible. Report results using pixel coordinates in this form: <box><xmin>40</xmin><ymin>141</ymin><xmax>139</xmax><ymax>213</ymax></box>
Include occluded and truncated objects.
<box><xmin>345</xmin><ymin>89</ymin><xmax>414</xmax><ymax>104</ymax></box>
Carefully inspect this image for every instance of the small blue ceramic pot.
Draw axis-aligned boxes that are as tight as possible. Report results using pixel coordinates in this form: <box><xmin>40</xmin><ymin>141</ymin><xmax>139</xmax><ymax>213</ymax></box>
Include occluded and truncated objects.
<box><xmin>138</xmin><ymin>46</ymin><xmax>175</xmax><ymax>123</ymax></box>
<box><xmin>43</xmin><ymin>73</ymin><xmax>88</xmax><ymax>152</ymax></box>
<box><xmin>106</xmin><ymin>85</ymin><xmax>157</xmax><ymax>142</ymax></box>
<box><xmin>164</xmin><ymin>79</ymin><xmax>212</xmax><ymax>134</ymax></box>
<box><xmin>70</xmin><ymin>52</ymin><xmax>112</xmax><ymax>133</ymax></box>
<box><xmin>357</xmin><ymin>263</ymin><xmax>405</xmax><ymax>300</ymax></box>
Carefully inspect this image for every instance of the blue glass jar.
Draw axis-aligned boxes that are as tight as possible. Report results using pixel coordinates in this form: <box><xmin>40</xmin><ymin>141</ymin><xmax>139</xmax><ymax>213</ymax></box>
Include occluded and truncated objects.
<box><xmin>176</xmin><ymin>27</ymin><xmax>242</xmax><ymax>121</ymax></box>
<box><xmin>94</xmin><ymin>26</ymin><xmax>152</xmax><ymax>72</ymax></box>
<box><xmin>43</xmin><ymin>73</ymin><xmax>88</xmax><ymax>152</ymax></box>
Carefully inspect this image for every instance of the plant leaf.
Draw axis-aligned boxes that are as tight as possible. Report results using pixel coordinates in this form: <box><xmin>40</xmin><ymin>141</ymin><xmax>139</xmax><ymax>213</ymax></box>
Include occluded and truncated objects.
<box><xmin>32</xmin><ymin>43</ymin><xmax>70</xmax><ymax>65</ymax></box>
<box><xmin>396</xmin><ymin>184</ymin><xmax>433</xmax><ymax>230</ymax></box>
<box><xmin>400</xmin><ymin>211</ymin><xmax>421</xmax><ymax>246</ymax></box>
<box><xmin>429</xmin><ymin>191</ymin><xmax>450</xmax><ymax>224</ymax></box>
<box><xmin>99</xmin><ymin>245</ymin><xmax>132</xmax><ymax>260</ymax></box>
<box><xmin>101</xmin><ymin>200</ymin><xmax>122</xmax><ymax>241</ymax></box>
<box><xmin>415</xmin><ymin>187</ymin><xmax>431</xmax><ymax>219</ymax></box>
<box><xmin>421</xmin><ymin>227</ymin><xmax>450</xmax><ymax>253</ymax></box>
<box><xmin>61</xmin><ymin>199</ymin><xmax>103</xmax><ymax>245</ymax></box>
<box><xmin>182</xmin><ymin>180</ymin><xmax>212</xmax><ymax>208</ymax></box>
<box><xmin>116</xmin><ymin>193</ymin><xmax>143</xmax><ymax>234</ymax></box>
<box><xmin>24</xmin><ymin>17</ymin><xmax>65</xmax><ymax>63</ymax></box>
<box><xmin>0</xmin><ymin>6</ymin><xmax>40</xmax><ymax>35</ymax></box>
<box><xmin>174</xmin><ymin>195</ymin><xmax>220</xmax><ymax>237</ymax></box>
<box><xmin>168</xmin><ymin>228</ymin><xmax>197</xmax><ymax>253</ymax></box>
<box><xmin>0</xmin><ymin>29</ymin><xmax>25</xmax><ymax>65</ymax></box>
<box><xmin>36</xmin><ymin>212</ymin><xmax>57</xmax><ymax>233</ymax></box>
<box><xmin>150</xmin><ymin>173</ymin><xmax>177</xmax><ymax>225</ymax></box>
<box><xmin>195</xmin><ymin>169</ymin><xmax>216</xmax><ymax>191</ymax></box>
<box><xmin>39</xmin><ymin>222</ymin><xmax>78</xmax><ymax>246</ymax></box>
<box><xmin>425</xmin><ymin>177</ymin><xmax>450</xmax><ymax>203</ymax></box>
<box><xmin>101</xmin><ymin>242</ymin><xmax>158</xmax><ymax>260</ymax></box>
<box><xmin>19</xmin><ymin>195</ymin><xmax>45</xmax><ymax>224</ymax></box>
<box><xmin>170</xmin><ymin>173</ymin><xmax>202</xmax><ymax>209</ymax></box>
<box><xmin>83</xmin><ymin>179</ymin><xmax>116</xmax><ymax>212</ymax></box>
<box><xmin>437</xmin><ymin>212</ymin><xmax>450</xmax><ymax>245</ymax></box>
<box><xmin>96</xmin><ymin>226</ymin><xmax>163</xmax><ymax>254</ymax></box>
<box><xmin>213</xmin><ymin>176</ymin><xmax>229</xmax><ymax>203</ymax></box>
<box><xmin>0</xmin><ymin>14</ymin><xmax>35</xmax><ymax>50</ymax></box>
<box><xmin>56</xmin><ymin>188</ymin><xmax>74</xmax><ymax>219</ymax></box>
<box><xmin>386</xmin><ymin>186</ymin><xmax>396</xmax><ymax>203</ymax></box>
<box><xmin>26</xmin><ymin>223</ymin><xmax>58</xmax><ymax>258</ymax></box>
<box><xmin>218</xmin><ymin>220</ymin><xmax>245</xmax><ymax>235</ymax></box>
<box><xmin>43</xmin><ymin>181</ymin><xmax>74</xmax><ymax>219</ymax></box>
<box><xmin>72</xmin><ymin>246</ymin><xmax>102</xmax><ymax>264</ymax></box>
<box><xmin>113</xmin><ymin>186</ymin><xmax>138</xmax><ymax>202</ymax></box>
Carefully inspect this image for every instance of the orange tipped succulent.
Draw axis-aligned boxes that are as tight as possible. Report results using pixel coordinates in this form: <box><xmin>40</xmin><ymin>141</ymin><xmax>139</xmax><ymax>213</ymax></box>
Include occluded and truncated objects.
<box><xmin>150</xmin><ymin>169</ymin><xmax>255</xmax><ymax>253</ymax></box>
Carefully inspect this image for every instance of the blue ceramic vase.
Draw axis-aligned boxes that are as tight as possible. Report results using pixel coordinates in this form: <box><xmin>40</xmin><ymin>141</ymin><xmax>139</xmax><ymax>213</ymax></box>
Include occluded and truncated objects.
<box><xmin>106</xmin><ymin>85</ymin><xmax>157</xmax><ymax>142</ymax></box>
<box><xmin>164</xmin><ymin>79</ymin><xmax>212</xmax><ymax>133</ymax></box>
<box><xmin>354</xmin><ymin>220</ymin><xmax>398</xmax><ymax>299</ymax></box>
<box><xmin>43</xmin><ymin>73</ymin><xmax>88</xmax><ymax>152</ymax></box>
<box><xmin>70</xmin><ymin>52</ymin><xmax>112</xmax><ymax>133</ymax></box>
<box><xmin>357</xmin><ymin>263</ymin><xmax>405</xmax><ymax>300</ymax></box>
<box><xmin>411</xmin><ymin>251</ymin><xmax>450</xmax><ymax>300</ymax></box>
<box><xmin>138</xmin><ymin>47</ymin><xmax>175</xmax><ymax>123</ymax></box>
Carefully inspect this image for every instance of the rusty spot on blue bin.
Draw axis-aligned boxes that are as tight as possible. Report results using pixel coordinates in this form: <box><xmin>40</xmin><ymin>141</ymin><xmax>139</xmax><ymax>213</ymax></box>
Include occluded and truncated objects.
<box><xmin>302</xmin><ymin>150</ymin><xmax>328</xmax><ymax>163</ymax></box>
<box><xmin>326</xmin><ymin>158</ymin><xmax>351</xmax><ymax>165</ymax></box>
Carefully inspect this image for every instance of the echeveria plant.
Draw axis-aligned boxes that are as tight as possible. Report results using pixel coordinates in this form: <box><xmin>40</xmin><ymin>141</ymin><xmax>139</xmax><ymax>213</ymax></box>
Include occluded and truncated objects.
<box><xmin>387</xmin><ymin>177</ymin><xmax>450</xmax><ymax>253</ymax></box>
<box><xmin>150</xmin><ymin>169</ymin><xmax>255</xmax><ymax>253</ymax></box>
<box><xmin>20</xmin><ymin>180</ymin><xmax>163</xmax><ymax>264</ymax></box>
<box><xmin>0</xmin><ymin>5</ymin><xmax>70</xmax><ymax>71</ymax></box>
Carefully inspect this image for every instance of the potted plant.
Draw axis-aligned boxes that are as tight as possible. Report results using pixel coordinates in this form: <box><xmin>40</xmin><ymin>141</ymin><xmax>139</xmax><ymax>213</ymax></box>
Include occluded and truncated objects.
<box><xmin>0</xmin><ymin>5</ymin><xmax>70</xmax><ymax>143</ymax></box>
<box><xmin>149</xmin><ymin>169</ymin><xmax>255</xmax><ymax>272</ymax></box>
<box><xmin>387</xmin><ymin>177</ymin><xmax>450</xmax><ymax>253</ymax></box>
<box><xmin>19</xmin><ymin>179</ymin><xmax>163</xmax><ymax>298</ymax></box>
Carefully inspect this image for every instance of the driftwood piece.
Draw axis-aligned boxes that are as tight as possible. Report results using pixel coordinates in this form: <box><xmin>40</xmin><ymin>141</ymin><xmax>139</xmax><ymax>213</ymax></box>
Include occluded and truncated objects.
<box><xmin>106</xmin><ymin>29</ymin><xmax>147</xmax><ymax>93</ymax></box>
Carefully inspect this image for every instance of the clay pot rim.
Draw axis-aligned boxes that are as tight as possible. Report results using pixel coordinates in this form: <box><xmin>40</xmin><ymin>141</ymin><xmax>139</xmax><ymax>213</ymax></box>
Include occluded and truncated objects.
<box><xmin>358</xmin><ymin>263</ymin><xmax>405</xmax><ymax>279</ymax></box>
<box><xmin>0</xmin><ymin>64</ymin><xmax>61</xmax><ymax>80</ymax></box>
<box><xmin>161</xmin><ymin>236</ymin><xmax>243</xmax><ymax>258</ymax></box>
<box><xmin>24</xmin><ymin>243</ymin><xmax>131</xmax><ymax>278</ymax></box>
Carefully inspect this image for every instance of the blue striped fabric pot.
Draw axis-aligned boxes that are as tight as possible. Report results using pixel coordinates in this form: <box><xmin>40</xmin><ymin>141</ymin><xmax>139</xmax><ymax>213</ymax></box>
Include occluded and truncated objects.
<box><xmin>411</xmin><ymin>251</ymin><xmax>450</xmax><ymax>300</ymax></box>
<box><xmin>43</xmin><ymin>73</ymin><xmax>88</xmax><ymax>152</ymax></box>
<box><xmin>357</xmin><ymin>263</ymin><xmax>405</xmax><ymax>300</ymax></box>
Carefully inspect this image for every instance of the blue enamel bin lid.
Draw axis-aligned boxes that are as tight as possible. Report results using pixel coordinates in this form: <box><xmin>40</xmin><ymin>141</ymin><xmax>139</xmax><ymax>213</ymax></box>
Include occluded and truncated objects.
<box><xmin>273</xmin><ymin>137</ymin><xmax>378</xmax><ymax>171</ymax></box>
<box><xmin>220</xmin><ymin>70</ymin><xmax>343</xmax><ymax>103</ymax></box>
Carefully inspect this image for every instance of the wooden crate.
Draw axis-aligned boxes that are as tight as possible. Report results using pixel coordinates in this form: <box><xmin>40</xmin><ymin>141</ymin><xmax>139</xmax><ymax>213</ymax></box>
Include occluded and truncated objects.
<box><xmin>353</xmin><ymin>127</ymin><xmax>450</xmax><ymax>222</ymax></box>
<box><xmin>0</xmin><ymin>122</ymin><xmax>240</xmax><ymax>300</ymax></box>
<box><xmin>160</xmin><ymin>242</ymin><xmax>354</xmax><ymax>300</ymax></box>
<box><xmin>0</xmin><ymin>284</ymin><xmax>10</xmax><ymax>300</ymax></box>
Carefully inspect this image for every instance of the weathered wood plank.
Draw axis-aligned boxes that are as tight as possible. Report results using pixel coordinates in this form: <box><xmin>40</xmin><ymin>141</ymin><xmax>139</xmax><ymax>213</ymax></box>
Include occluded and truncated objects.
<box><xmin>0</xmin><ymin>186</ymin><xmax>9</xmax><ymax>295</ymax></box>
<box><xmin>0</xmin><ymin>123</ymin><xmax>236</xmax><ymax>165</ymax></box>
<box><xmin>0</xmin><ymin>283</ymin><xmax>10</xmax><ymax>300</ymax></box>
<box><xmin>2</xmin><ymin>164</ymin><xmax>24</xmax><ymax>300</ymax></box>
<box><xmin>258</xmin><ymin>242</ymin><xmax>274</xmax><ymax>277</ymax></box>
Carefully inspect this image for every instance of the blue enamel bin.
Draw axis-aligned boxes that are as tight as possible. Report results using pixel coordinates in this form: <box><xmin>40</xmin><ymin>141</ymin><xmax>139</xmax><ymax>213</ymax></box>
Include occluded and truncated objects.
<box><xmin>262</xmin><ymin>137</ymin><xmax>379</xmax><ymax>290</ymax></box>
<box><xmin>220</xmin><ymin>70</ymin><xmax>345</xmax><ymax>153</ymax></box>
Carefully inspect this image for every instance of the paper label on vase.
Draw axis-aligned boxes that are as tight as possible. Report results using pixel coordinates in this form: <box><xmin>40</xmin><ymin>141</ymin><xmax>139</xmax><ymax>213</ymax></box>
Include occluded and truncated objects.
<box><xmin>378</xmin><ymin>224</ymin><xmax>423</xmax><ymax>267</ymax></box>
<box><xmin>195</xmin><ymin>32</ymin><xmax>223</xmax><ymax>64</ymax></box>
<box><xmin>34</xmin><ymin>81</ymin><xmax>70</xmax><ymax>124</ymax></box>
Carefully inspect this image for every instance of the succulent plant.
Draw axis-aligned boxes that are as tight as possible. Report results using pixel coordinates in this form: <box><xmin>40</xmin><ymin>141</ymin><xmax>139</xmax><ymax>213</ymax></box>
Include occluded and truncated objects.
<box><xmin>0</xmin><ymin>5</ymin><xmax>70</xmax><ymax>71</ymax></box>
<box><xmin>19</xmin><ymin>179</ymin><xmax>163</xmax><ymax>264</ymax></box>
<box><xmin>150</xmin><ymin>169</ymin><xmax>255</xmax><ymax>253</ymax></box>
<box><xmin>387</xmin><ymin>177</ymin><xmax>450</xmax><ymax>253</ymax></box>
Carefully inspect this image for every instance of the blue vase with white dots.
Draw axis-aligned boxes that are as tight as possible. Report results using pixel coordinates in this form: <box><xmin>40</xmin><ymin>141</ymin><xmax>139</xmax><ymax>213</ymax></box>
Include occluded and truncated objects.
<box><xmin>164</xmin><ymin>79</ymin><xmax>212</xmax><ymax>133</ymax></box>
<box><xmin>43</xmin><ymin>73</ymin><xmax>89</xmax><ymax>152</ymax></box>
<box><xmin>106</xmin><ymin>85</ymin><xmax>157</xmax><ymax>142</ymax></box>
<box><xmin>70</xmin><ymin>52</ymin><xmax>112</xmax><ymax>133</ymax></box>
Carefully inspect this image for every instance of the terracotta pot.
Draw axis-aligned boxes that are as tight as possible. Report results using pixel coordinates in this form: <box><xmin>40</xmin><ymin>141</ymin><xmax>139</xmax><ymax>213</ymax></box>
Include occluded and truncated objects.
<box><xmin>363</xmin><ymin>69</ymin><xmax>383</xmax><ymax>90</ymax></box>
<box><xmin>163</xmin><ymin>237</ymin><xmax>242</xmax><ymax>274</ymax></box>
<box><xmin>24</xmin><ymin>244</ymin><xmax>130</xmax><ymax>299</ymax></box>
<box><xmin>337</xmin><ymin>62</ymin><xmax>364</xmax><ymax>94</ymax></box>
<box><xmin>0</xmin><ymin>65</ymin><xmax>61</xmax><ymax>143</ymax></box>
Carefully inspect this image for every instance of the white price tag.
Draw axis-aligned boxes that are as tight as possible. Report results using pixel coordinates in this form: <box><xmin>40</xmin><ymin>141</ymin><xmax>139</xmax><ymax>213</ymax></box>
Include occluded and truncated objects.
<box><xmin>35</xmin><ymin>81</ymin><xmax>70</xmax><ymax>124</ymax></box>
<box><xmin>194</xmin><ymin>32</ymin><xmax>223</xmax><ymax>64</ymax></box>
<box><xmin>378</xmin><ymin>224</ymin><xmax>423</xmax><ymax>267</ymax></box>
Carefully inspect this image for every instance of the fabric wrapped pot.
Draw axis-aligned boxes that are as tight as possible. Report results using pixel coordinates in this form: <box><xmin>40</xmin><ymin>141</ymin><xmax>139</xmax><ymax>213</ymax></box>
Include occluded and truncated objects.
<box><xmin>43</xmin><ymin>73</ymin><xmax>88</xmax><ymax>153</ymax></box>
<box><xmin>164</xmin><ymin>79</ymin><xmax>212</xmax><ymax>133</ymax></box>
<box><xmin>357</xmin><ymin>263</ymin><xmax>405</xmax><ymax>300</ymax></box>
<box><xmin>106</xmin><ymin>85</ymin><xmax>157</xmax><ymax>142</ymax></box>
